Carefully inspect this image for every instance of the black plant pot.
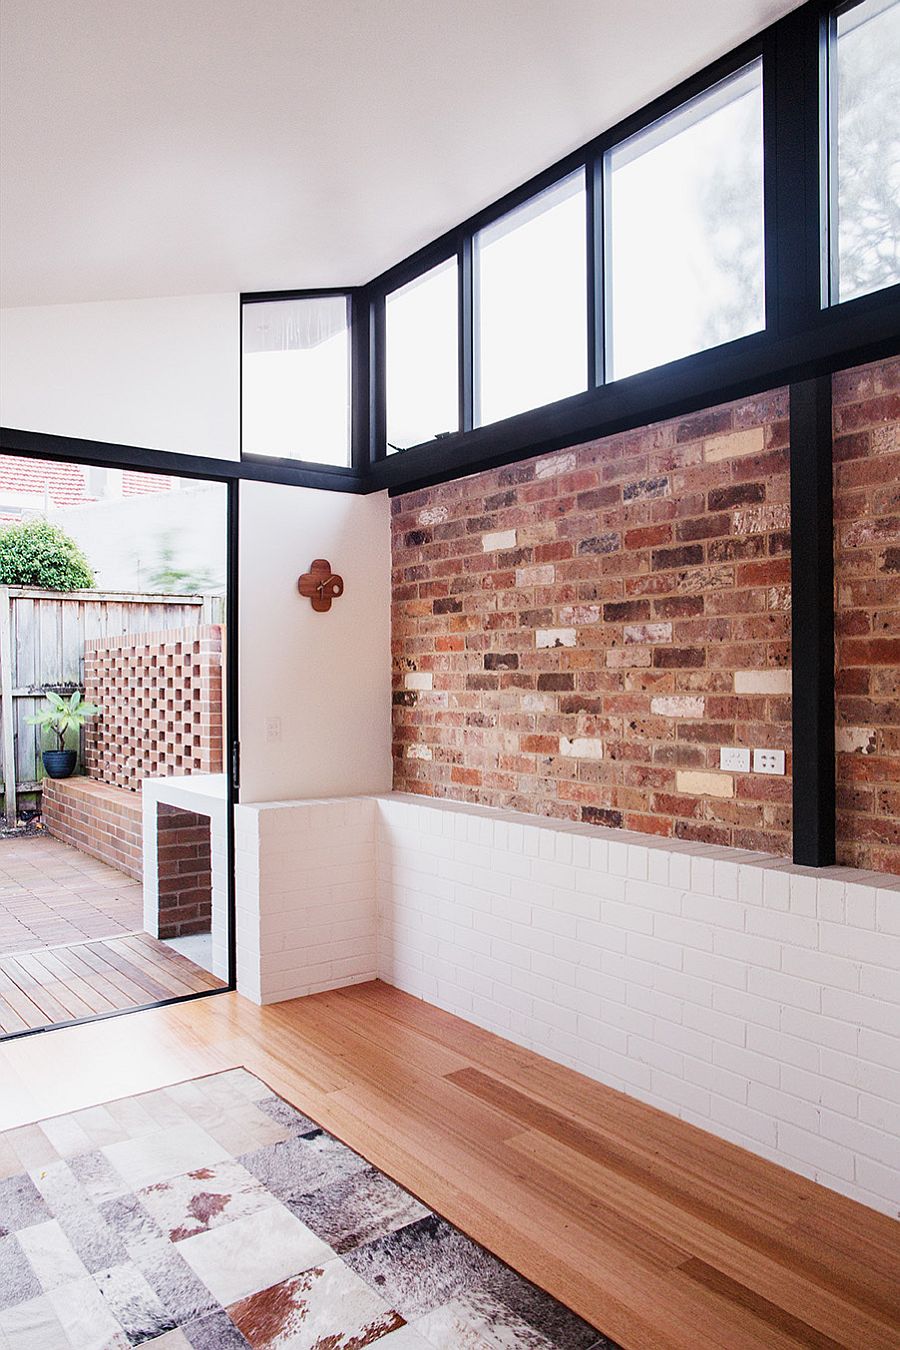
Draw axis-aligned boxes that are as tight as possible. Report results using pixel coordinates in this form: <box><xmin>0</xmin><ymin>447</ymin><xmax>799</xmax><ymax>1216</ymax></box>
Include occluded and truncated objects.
<box><xmin>42</xmin><ymin>749</ymin><xmax>77</xmax><ymax>779</ymax></box>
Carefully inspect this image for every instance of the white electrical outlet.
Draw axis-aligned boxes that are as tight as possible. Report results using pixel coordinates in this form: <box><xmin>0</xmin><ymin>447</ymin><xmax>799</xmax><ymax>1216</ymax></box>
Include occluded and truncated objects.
<box><xmin>753</xmin><ymin>748</ymin><xmax>785</xmax><ymax>775</ymax></box>
<box><xmin>720</xmin><ymin>746</ymin><xmax>751</xmax><ymax>772</ymax></box>
<box><xmin>265</xmin><ymin>716</ymin><xmax>282</xmax><ymax>744</ymax></box>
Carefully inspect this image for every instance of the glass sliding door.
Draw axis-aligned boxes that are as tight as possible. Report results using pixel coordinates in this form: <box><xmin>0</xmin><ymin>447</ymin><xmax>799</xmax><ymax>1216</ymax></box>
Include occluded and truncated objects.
<box><xmin>0</xmin><ymin>451</ymin><xmax>235</xmax><ymax>1036</ymax></box>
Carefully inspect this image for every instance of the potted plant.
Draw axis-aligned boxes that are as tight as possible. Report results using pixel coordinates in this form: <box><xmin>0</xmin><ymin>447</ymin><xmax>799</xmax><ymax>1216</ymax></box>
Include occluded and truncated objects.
<box><xmin>26</xmin><ymin>690</ymin><xmax>100</xmax><ymax>780</ymax></box>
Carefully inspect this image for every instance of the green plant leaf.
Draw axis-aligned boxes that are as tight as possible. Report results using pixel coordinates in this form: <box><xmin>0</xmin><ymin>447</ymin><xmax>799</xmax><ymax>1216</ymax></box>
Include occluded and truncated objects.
<box><xmin>0</xmin><ymin>519</ymin><xmax>95</xmax><ymax>591</ymax></box>
<box><xmin>27</xmin><ymin>690</ymin><xmax>100</xmax><ymax>737</ymax></box>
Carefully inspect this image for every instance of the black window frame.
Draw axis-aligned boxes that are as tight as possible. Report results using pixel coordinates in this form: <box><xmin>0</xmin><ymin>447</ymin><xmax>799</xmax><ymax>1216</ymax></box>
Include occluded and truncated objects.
<box><xmin>601</xmin><ymin>54</ymin><xmax>767</xmax><ymax>385</ymax></box>
<box><xmin>240</xmin><ymin>286</ymin><xmax>368</xmax><ymax>478</ymax></box>
<box><xmin>471</xmin><ymin>165</ymin><xmax>591</xmax><ymax>430</ymax></box>
<box><xmin>360</xmin><ymin>1</ymin><xmax>897</xmax><ymax>495</ymax></box>
<box><xmin>203</xmin><ymin>2</ymin><xmax>895</xmax><ymax>490</ymax></box>
<box><xmin>821</xmin><ymin>0</ymin><xmax>900</xmax><ymax>309</ymax></box>
<box><xmin>375</xmin><ymin>247</ymin><xmax>463</xmax><ymax>459</ymax></box>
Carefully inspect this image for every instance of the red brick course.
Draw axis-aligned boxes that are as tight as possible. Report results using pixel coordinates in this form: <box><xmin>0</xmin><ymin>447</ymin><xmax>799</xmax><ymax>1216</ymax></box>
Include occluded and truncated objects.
<box><xmin>834</xmin><ymin>355</ymin><xmax>900</xmax><ymax>875</ymax></box>
<box><xmin>41</xmin><ymin>777</ymin><xmax>143</xmax><ymax>881</ymax></box>
<box><xmin>156</xmin><ymin>803</ymin><xmax>212</xmax><ymax>938</ymax></box>
<box><xmin>391</xmin><ymin>390</ymin><xmax>793</xmax><ymax>854</ymax></box>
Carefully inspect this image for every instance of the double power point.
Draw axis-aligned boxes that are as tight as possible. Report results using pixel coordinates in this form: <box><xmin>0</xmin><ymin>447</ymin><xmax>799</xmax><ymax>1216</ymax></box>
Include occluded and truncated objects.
<box><xmin>719</xmin><ymin>746</ymin><xmax>786</xmax><ymax>775</ymax></box>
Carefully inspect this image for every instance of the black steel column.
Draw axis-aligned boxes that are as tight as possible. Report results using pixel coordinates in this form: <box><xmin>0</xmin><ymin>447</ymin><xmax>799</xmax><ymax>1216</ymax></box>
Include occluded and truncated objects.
<box><xmin>790</xmin><ymin>374</ymin><xmax>836</xmax><ymax>866</ymax></box>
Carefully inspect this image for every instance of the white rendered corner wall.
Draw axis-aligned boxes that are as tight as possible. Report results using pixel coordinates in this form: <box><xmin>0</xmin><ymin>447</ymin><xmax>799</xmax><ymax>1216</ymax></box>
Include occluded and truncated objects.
<box><xmin>0</xmin><ymin>293</ymin><xmax>239</xmax><ymax>457</ymax></box>
<box><xmin>237</xmin><ymin>481</ymin><xmax>392</xmax><ymax>805</ymax></box>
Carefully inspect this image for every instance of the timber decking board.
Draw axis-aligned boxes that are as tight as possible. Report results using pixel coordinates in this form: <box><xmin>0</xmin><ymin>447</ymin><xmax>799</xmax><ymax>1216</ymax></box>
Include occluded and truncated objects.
<box><xmin>29</xmin><ymin>946</ymin><xmax>118</xmax><ymax>1015</ymax></box>
<box><xmin>119</xmin><ymin>932</ymin><xmax>220</xmax><ymax>992</ymax></box>
<box><xmin>46</xmin><ymin>942</ymin><xmax>134</xmax><ymax>1012</ymax></box>
<box><xmin>0</xmin><ymin>932</ymin><xmax>224</xmax><ymax>1033</ymax></box>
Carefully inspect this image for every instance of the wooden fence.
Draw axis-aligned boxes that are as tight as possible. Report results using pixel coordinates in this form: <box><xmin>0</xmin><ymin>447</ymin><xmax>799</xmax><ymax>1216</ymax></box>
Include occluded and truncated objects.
<box><xmin>0</xmin><ymin>587</ymin><xmax>225</xmax><ymax>824</ymax></box>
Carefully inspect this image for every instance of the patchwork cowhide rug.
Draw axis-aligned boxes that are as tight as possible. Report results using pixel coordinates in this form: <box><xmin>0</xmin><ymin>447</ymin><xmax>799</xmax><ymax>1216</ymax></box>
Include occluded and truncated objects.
<box><xmin>0</xmin><ymin>1068</ymin><xmax>619</xmax><ymax>1349</ymax></box>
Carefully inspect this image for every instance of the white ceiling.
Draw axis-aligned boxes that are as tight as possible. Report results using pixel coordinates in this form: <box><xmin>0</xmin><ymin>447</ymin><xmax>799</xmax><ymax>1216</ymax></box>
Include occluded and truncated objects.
<box><xmin>0</xmin><ymin>0</ymin><xmax>803</xmax><ymax>308</ymax></box>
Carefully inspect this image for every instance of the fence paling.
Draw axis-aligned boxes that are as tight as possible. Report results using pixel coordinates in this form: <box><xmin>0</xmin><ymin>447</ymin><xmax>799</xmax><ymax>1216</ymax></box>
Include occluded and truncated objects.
<box><xmin>0</xmin><ymin>588</ymin><xmax>225</xmax><ymax>823</ymax></box>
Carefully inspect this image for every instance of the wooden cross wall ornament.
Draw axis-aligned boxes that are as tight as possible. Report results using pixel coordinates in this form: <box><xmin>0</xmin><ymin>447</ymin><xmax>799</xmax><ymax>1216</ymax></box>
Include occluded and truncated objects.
<box><xmin>298</xmin><ymin>559</ymin><xmax>344</xmax><ymax>612</ymax></box>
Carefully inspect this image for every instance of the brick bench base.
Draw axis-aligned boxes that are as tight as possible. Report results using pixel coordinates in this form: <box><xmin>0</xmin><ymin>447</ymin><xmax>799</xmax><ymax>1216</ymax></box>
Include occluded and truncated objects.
<box><xmin>41</xmin><ymin>777</ymin><xmax>143</xmax><ymax>881</ymax></box>
<box><xmin>156</xmin><ymin>802</ymin><xmax>212</xmax><ymax>938</ymax></box>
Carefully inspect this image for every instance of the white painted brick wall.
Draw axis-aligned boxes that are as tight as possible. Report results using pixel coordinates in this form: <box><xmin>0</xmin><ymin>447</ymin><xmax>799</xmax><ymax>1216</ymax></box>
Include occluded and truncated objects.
<box><xmin>374</xmin><ymin>793</ymin><xmax>900</xmax><ymax>1218</ymax></box>
<box><xmin>235</xmin><ymin>798</ymin><xmax>377</xmax><ymax>1003</ymax></box>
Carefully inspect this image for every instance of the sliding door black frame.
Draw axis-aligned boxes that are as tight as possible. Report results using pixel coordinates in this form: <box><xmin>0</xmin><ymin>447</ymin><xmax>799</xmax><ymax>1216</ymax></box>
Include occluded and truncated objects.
<box><xmin>0</xmin><ymin>451</ymin><xmax>240</xmax><ymax>1040</ymax></box>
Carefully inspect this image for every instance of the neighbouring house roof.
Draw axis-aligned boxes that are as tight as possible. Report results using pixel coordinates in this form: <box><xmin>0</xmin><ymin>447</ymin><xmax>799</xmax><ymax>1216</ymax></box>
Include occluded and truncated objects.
<box><xmin>0</xmin><ymin>455</ymin><xmax>92</xmax><ymax>507</ymax></box>
<box><xmin>121</xmin><ymin>470</ymin><xmax>173</xmax><ymax>496</ymax></box>
<box><xmin>0</xmin><ymin>457</ymin><xmax>173</xmax><ymax>522</ymax></box>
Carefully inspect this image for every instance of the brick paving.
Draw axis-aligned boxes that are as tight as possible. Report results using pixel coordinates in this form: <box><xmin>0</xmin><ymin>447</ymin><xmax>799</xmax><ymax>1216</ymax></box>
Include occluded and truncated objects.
<box><xmin>0</xmin><ymin>834</ymin><xmax>143</xmax><ymax>955</ymax></box>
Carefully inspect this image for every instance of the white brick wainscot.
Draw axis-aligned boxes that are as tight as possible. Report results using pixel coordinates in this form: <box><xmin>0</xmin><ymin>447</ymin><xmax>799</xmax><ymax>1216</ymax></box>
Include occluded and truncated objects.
<box><xmin>234</xmin><ymin>798</ymin><xmax>377</xmax><ymax>1005</ymax></box>
<box><xmin>235</xmin><ymin>793</ymin><xmax>900</xmax><ymax>1216</ymax></box>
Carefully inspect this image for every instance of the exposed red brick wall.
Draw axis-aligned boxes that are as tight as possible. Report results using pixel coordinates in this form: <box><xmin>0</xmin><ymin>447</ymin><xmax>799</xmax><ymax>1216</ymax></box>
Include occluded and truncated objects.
<box><xmin>392</xmin><ymin>391</ymin><xmax>793</xmax><ymax>853</ymax></box>
<box><xmin>834</xmin><ymin>355</ymin><xmax>900</xmax><ymax>874</ymax></box>
<box><xmin>156</xmin><ymin>803</ymin><xmax>212</xmax><ymax>938</ymax></box>
<box><xmin>84</xmin><ymin>625</ymin><xmax>224</xmax><ymax>791</ymax></box>
<box><xmin>41</xmin><ymin>777</ymin><xmax>143</xmax><ymax>880</ymax></box>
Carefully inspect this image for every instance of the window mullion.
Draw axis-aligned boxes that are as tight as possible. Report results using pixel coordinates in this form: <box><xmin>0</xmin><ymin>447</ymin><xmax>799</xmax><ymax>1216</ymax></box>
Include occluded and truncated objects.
<box><xmin>459</xmin><ymin>233</ymin><xmax>474</xmax><ymax>433</ymax></box>
<box><xmin>769</xmin><ymin>6</ymin><xmax>826</xmax><ymax>334</ymax></box>
<box><xmin>587</xmin><ymin>155</ymin><xmax>604</xmax><ymax>389</ymax></box>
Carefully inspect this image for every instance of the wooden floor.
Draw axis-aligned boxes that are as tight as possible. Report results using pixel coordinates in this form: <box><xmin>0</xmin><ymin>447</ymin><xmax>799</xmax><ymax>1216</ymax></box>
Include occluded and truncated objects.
<box><xmin>0</xmin><ymin>929</ymin><xmax>224</xmax><ymax>1033</ymax></box>
<box><xmin>0</xmin><ymin>982</ymin><xmax>897</xmax><ymax>1349</ymax></box>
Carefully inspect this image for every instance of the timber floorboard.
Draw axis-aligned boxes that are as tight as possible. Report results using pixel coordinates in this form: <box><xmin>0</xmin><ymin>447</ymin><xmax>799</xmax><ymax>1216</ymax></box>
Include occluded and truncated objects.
<box><xmin>0</xmin><ymin>980</ymin><xmax>896</xmax><ymax>1349</ymax></box>
<box><xmin>0</xmin><ymin>931</ymin><xmax>224</xmax><ymax>1033</ymax></box>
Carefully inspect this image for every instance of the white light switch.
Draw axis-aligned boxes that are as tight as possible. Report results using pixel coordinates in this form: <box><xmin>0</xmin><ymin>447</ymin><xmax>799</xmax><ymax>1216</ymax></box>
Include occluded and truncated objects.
<box><xmin>720</xmin><ymin>747</ymin><xmax>751</xmax><ymax>772</ymax></box>
<box><xmin>753</xmin><ymin>748</ymin><xmax>786</xmax><ymax>775</ymax></box>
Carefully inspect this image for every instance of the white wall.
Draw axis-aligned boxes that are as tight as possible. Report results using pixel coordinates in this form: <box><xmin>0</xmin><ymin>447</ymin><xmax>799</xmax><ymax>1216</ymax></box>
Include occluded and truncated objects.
<box><xmin>0</xmin><ymin>294</ymin><xmax>239</xmax><ymax>458</ymax></box>
<box><xmin>238</xmin><ymin>480</ymin><xmax>392</xmax><ymax>803</ymax></box>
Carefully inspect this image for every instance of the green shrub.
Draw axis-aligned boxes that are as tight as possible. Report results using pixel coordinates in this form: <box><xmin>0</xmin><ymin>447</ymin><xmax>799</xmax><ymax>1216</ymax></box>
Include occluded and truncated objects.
<box><xmin>0</xmin><ymin>519</ymin><xmax>95</xmax><ymax>590</ymax></box>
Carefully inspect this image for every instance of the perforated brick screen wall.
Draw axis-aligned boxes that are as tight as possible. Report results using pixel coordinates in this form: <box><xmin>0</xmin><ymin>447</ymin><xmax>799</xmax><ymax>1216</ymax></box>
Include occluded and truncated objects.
<box><xmin>84</xmin><ymin>625</ymin><xmax>224</xmax><ymax>791</ymax></box>
<box><xmin>392</xmin><ymin>390</ymin><xmax>793</xmax><ymax>854</ymax></box>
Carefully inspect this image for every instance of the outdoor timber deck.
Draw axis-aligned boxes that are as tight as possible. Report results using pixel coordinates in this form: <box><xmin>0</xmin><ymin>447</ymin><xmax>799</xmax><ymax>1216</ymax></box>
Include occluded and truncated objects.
<box><xmin>0</xmin><ymin>930</ymin><xmax>225</xmax><ymax>1034</ymax></box>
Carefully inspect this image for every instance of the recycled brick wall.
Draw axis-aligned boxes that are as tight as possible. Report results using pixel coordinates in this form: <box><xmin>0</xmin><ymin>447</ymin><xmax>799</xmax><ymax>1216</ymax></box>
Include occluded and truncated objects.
<box><xmin>833</xmin><ymin>355</ymin><xmax>900</xmax><ymax>875</ymax></box>
<box><xmin>392</xmin><ymin>390</ymin><xmax>793</xmax><ymax>854</ymax></box>
<box><xmin>84</xmin><ymin>625</ymin><xmax>224</xmax><ymax>791</ymax></box>
<box><xmin>41</xmin><ymin>777</ymin><xmax>143</xmax><ymax>881</ymax></box>
<box><xmin>156</xmin><ymin>803</ymin><xmax>213</xmax><ymax>938</ymax></box>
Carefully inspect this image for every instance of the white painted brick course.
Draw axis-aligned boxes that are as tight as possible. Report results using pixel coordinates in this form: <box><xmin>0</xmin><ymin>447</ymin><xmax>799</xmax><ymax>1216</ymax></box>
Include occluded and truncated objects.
<box><xmin>235</xmin><ymin>798</ymin><xmax>377</xmax><ymax>1004</ymax></box>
